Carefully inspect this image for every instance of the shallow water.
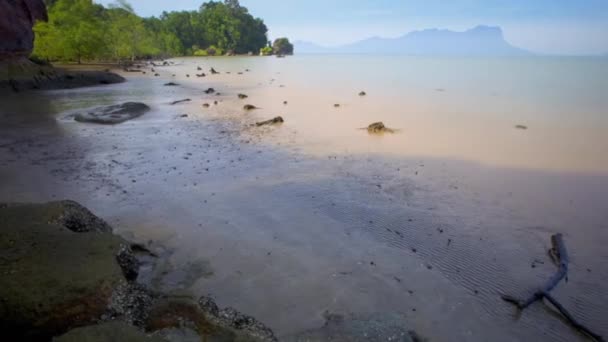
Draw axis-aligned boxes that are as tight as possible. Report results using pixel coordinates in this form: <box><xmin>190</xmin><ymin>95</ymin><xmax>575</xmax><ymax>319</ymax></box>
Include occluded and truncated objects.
<box><xmin>1</xmin><ymin>56</ymin><xmax>607</xmax><ymax>341</ymax></box>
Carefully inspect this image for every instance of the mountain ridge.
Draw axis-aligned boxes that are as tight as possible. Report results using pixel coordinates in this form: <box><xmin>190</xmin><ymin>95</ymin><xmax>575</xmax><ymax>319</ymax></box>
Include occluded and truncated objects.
<box><xmin>294</xmin><ymin>25</ymin><xmax>532</xmax><ymax>56</ymax></box>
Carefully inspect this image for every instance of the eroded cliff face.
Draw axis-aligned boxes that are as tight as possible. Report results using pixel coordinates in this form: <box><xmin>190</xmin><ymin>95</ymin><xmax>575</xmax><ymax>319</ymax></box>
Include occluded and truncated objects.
<box><xmin>0</xmin><ymin>0</ymin><xmax>48</xmax><ymax>60</ymax></box>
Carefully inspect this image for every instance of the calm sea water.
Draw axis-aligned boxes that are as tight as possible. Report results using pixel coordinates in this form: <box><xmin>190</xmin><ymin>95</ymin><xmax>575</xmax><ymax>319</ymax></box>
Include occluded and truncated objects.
<box><xmin>1</xmin><ymin>55</ymin><xmax>607</xmax><ymax>340</ymax></box>
<box><xmin>175</xmin><ymin>55</ymin><xmax>608</xmax><ymax>173</ymax></box>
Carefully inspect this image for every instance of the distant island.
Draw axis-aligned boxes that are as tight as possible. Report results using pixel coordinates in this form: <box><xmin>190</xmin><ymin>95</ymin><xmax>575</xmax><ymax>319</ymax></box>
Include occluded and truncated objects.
<box><xmin>295</xmin><ymin>25</ymin><xmax>531</xmax><ymax>56</ymax></box>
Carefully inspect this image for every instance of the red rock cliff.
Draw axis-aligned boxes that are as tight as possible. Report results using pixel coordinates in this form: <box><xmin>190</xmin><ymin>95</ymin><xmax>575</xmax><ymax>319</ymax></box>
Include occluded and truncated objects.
<box><xmin>0</xmin><ymin>0</ymin><xmax>48</xmax><ymax>60</ymax></box>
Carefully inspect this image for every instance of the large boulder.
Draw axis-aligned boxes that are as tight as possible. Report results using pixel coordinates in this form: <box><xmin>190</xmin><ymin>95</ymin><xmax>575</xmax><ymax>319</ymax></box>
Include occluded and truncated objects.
<box><xmin>0</xmin><ymin>201</ymin><xmax>278</xmax><ymax>342</ymax></box>
<box><xmin>0</xmin><ymin>202</ymin><xmax>131</xmax><ymax>341</ymax></box>
<box><xmin>0</xmin><ymin>0</ymin><xmax>47</xmax><ymax>60</ymax></box>
<box><xmin>73</xmin><ymin>102</ymin><xmax>150</xmax><ymax>124</ymax></box>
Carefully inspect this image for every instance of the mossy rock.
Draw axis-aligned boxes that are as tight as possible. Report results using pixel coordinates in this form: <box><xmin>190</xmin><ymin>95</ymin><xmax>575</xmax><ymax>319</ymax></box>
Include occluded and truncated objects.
<box><xmin>53</xmin><ymin>322</ymin><xmax>166</xmax><ymax>342</ymax></box>
<box><xmin>0</xmin><ymin>202</ymin><xmax>128</xmax><ymax>340</ymax></box>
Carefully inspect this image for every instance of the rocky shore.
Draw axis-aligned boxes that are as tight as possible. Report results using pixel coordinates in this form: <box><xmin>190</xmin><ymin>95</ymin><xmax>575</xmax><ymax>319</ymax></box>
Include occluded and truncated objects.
<box><xmin>0</xmin><ymin>201</ymin><xmax>277</xmax><ymax>342</ymax></box>
<box><xmin>0</xmin><ymin>59</ymin><xmax>125</xmax><ymax>92</ymax></box>
<box><xmin>0</xmin><ymin>0</ymin><xmax>124</xmax><ymax>93</ymax></box>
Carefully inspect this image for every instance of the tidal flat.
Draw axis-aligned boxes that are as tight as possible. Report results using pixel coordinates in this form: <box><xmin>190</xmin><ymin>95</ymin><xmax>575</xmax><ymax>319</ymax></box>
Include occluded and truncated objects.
<box><xmin>1</xmin><ymin>55</ymin><xmax>607</xmax><ymax>341</ymax></box>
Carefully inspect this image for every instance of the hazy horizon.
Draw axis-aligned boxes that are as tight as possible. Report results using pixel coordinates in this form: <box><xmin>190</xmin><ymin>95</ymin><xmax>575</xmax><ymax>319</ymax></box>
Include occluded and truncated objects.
<box><xmin>95</xmin><ymin>0</ymin><xmax>608</xmax><ymax>56</ymax></box>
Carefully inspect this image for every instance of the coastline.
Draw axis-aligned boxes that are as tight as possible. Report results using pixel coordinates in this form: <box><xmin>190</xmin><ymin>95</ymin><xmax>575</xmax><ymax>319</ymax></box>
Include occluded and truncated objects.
<box><xmin>1</xmin><ymin>58</ymin><xmax>607</xmax><ymax>341</ymax></box>
<box><xmin>0</xmin><ymin>59</ymin><xmax>125</xmax><ymax>92</ymax></box>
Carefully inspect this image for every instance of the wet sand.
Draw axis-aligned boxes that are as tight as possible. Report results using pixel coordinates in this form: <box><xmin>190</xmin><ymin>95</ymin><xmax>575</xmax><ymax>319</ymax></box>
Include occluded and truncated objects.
<box><xmin>1</xmin><ymin>58</ymin><xmax>607</xmax><ymax>341</ymax></box>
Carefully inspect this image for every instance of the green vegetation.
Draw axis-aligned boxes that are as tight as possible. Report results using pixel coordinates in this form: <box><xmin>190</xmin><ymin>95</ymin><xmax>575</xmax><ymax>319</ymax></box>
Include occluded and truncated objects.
<box><xmin>260</xmin><ymin>46</ymin><xmax>273</xmax><ymax>56</ymax></box>
<box><xmin>272</xmin><ymin>38</ymin><xmax>294</xmax><ymax>55</ymax></box>
<box><xmin>33</xmin><ymin>0</ymin><xmax>279</xmax><ymax>62</ymax></box>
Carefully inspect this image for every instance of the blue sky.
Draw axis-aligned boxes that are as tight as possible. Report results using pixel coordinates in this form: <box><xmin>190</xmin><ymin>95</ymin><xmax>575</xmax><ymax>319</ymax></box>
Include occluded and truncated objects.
<box><xmin>96</xmin><ymin>0</ymin><xmax>608</xmax><ymax>55</ymax></box>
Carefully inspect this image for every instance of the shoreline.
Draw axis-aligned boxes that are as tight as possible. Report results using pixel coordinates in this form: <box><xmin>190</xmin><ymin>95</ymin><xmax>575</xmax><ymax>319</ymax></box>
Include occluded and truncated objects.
<box><xmin>0</xmin><ymin>58</ymin><xmax>607</xmax><ymax>341</ymax></box>
<box><xmin>0</xmin><ymin>200</ymin><xmax>278</xmax><ymax>341</ymax></box>
<box><xmin>0</xmin><ymin>59</ymin><xmax>125</xmax><ymax>92</ymax></box>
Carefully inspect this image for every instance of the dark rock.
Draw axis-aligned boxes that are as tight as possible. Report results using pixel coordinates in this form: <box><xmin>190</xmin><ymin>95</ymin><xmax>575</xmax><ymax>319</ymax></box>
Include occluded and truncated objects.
<box><xmin>238</xmin><ymin>93</ymin><xmax>248</xmax><ymax>99</ymax></box>
<box><xmin>197</xmin><ymin>66</ymin><xmax>202</xmax><ymax>71</ymax></box>
<box><xmin>210</xmin><ymin>68</ymin><xmax>219</xmax><ymax>74</ymax></box>
<box><xmin>0</xmin><ymin>203</ymin><xmax>128</xmax><ymax>340</ymax></box>
<box><xmin>146</xmin><ymin>296</ymin><xmax>276</xmax><ymax>341</ymax></box>
<box><xmin>154</xmin><ymin>73</ymin><xmax>160</xmax><ymax>77</ymax></box>
<box><xmin>204</xmin><ymin>88</ymin><xmax>215</xmax><ymax>94</ymax></box>
<box><xmin>196</xmin><ymin>73</ymin><xmax>205</xmax><ymax>77</ymax></box>
<box><xmin>1</xmin><ymin>62</ymin><xmax>125</xmax><ymax>92</ymax></box>
<box><xmin>366</xmin><ymin>122</ymin><xmax>395</xmax><ymax>134</ymax></box>
<box><xmin>74</xmin><ymin>102</ymin><xmax>150</xmax><ymax>124</ymax></box>
<box><xmin>197</xmin><ymin>296</ymin><xmax>277</xmax><ymax>341</ymax></box>
<box><xmin>334</xmin><ymin>104</ymin><xmax>340</xmax><ymax>108</ymax></box>
<box><xmin>106</xmin><ymin>283</ymin><xmax>156</xmax><ymax>328</ymax></box>
<box><xmin>359</xmin><ymin>91</ymin><xmax>367</xmax><ymax>96</ymax></box>
<box><xmin>202</xmin><ymin>103</ymin><xmax>210</xmax><ymax>108</ymax></box>
<box><xmin>53</xmin><ymin>322</ymin><xmax>165</xmax><ymax>342</ymax></box>
<box><xmin>515</xmin><ymin>125</ymin><xmax>528</xmax><ymax>130</ymax></box>
<box><xmin>283</xmin><ymin>101</ymin><xmax>288</xmax><ymax>105</ymax></box>
<box><xmin>243</xmin><ymin>104</ymin><xmax>258</xmax><ymax>111</ymax></box>
<box><xmin>116</xmin><ymin>245</ymin><xmax>140</xmax><ymax>281</ymax></box>
<box><xmin>256</xmin><ymin>117</ymin><xmax>284</xmax><ymax>127</ymax></box>
<box><xmin>0</xmin><ymin>0</ymin><xmax>47</xmax><ymax>60</ymax></box>
<box><xmin>170</xmin><ymin>99</ymin><xmax>191</xmax><ymax>105</ymax></box>
<box><xmin>198</xmin><ymin>296</ymin><xmax>220</xmax><ymax>317</ymax></box>
<box><xmin>164</xmin><ymin>82</ymin><xmax>178</xmax><ymax>86</ymax></box>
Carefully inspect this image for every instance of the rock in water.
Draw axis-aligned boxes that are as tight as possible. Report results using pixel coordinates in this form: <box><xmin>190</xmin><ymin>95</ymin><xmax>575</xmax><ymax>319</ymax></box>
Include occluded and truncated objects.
<box><xmin>0</xmin><ymin>0</ymin><xmax>47</xmax><ymax>59</ymax></box>
<box><xmin>243</xmin><ymin>104</ymin><xmax>258</xmax><ymax>111</ymax></box>
<box><xmin>515</xmin><ymin>124</ymin><xmax>528</xmax><ymax>130</ymax></box>
<box><xmin>367</xmin><ymin>122</ymin><xmax>394</xmax><ymax>134</ymax></box>
<box><xmin>170</xmin><ymin>99</ymin><xmax>191</xmax><ymax>105</ymax></box>
<box><xmin>359</xmin><ymin>91</ymin><xmax>367</xmax><ymax>96</ymax></box>
<box><xmin>204</xmin><ymin>88</ymin><xmax>215</xmax><ymax>94</ymax></box>
<box><xmin>256</xmin><ymin>116</ymin><xmax>284</xmax><ymax>126</ymax></box>
<box><xmin>238</xmin><ymin>93</ymin><xmax>248</xmax><ymax>99</ymax></box>
<box><xmin>164</xmin><ymin>82</ymin><xmax>178</xmax><ymax>86</ymax></box>
<box><xmin>74</xmin><ymin>102</ymin><xmax>150</xmax><ymax>124</ymax></box>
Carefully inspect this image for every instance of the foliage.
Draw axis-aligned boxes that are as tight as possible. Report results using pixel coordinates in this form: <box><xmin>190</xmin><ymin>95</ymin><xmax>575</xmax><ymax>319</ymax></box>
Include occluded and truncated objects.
<box><xmin>206</xmin><ymin>45</ymin><xmax>224</xmax><ymax>56</ymax></box>
<box><xmin>273</xmin><ymin>38</ymin><xmax>294</xmax><ymax>55</ymax></box>
<box><xmin>259</xmin><ymin>46</ymin><xmax>273</xmax><ymax>56</ymax></box>
<box><xmin>33</xmin><ymin>0</ymin><xmax>284</xmax><ymax>62</ymax></box>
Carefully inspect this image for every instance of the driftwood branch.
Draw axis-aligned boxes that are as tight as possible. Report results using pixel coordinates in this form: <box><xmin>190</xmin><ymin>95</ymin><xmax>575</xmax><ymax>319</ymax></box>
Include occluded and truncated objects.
<box><xmin>501</xmin><ymin>234</ymin><xmax>604</xmax><ymax>342</ymax></box>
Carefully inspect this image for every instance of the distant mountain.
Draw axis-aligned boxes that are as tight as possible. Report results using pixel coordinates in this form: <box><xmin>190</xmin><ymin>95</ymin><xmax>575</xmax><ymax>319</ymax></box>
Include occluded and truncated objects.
<box><xmin>295</xmin><ymin>25</ymin><xmax>531</xmax><ymax>56</ymax></box>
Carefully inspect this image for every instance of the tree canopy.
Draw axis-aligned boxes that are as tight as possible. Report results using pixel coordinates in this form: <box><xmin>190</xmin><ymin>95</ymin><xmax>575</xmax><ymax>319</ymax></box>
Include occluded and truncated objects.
<box><xmin>33</xmin><ymin>0</ymin><xmax>275</xmax><ymax>62</ymax></box>
<box><xmin>273</xmin><ymin>38</ymin><xmax>294</xmax><ymax>55</ymax></box>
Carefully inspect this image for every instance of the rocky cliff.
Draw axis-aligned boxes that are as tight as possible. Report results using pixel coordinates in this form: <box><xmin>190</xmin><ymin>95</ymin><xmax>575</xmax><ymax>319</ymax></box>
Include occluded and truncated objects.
<box><xmin>0</xmin><ymin>0</ymin><xmax>48</xmax><ymax>60</ymax></box>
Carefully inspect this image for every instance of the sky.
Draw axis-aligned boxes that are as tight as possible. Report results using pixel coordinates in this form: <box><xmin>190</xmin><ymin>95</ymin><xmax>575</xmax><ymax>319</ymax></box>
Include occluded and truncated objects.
<box><xmin>96</xmin><ymin>0</ymin><xmax>608</xmax><ymax>55</ymax></box>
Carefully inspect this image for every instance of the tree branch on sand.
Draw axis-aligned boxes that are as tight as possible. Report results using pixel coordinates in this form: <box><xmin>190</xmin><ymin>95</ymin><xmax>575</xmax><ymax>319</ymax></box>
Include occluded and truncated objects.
<box><xmin>501</xmin><ymin>234</ymin><xmax>604</xmax><ymax>342</ymax></box>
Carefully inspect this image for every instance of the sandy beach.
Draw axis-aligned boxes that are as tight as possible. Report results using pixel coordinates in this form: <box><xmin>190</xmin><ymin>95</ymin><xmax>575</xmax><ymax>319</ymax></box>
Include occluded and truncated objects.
<box><xmin>1</xmin><ymin>56</ymin><xmax>607</xmax><ymax>341</ymax></box>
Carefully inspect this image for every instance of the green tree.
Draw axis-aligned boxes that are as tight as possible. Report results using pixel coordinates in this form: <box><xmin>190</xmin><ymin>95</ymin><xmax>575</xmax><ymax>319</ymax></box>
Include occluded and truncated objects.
<box><xmin>33</xmin><ymin>0</ymin><xmax>284</xmax><ymax>61</ymax></box>
<box><xmin>106</xmin><ymin>3</ymin><xmax>159</xmax><ymax>60</ymax></box>
<box><xmin>35</xmin><ymin>0</ymin><xmax>105</xmax><ymax>63</ymax></box>
<box><xmin>272</xmin><ymin>38</ymin><xmax>294</xmax><ymax>55</ymax></box>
